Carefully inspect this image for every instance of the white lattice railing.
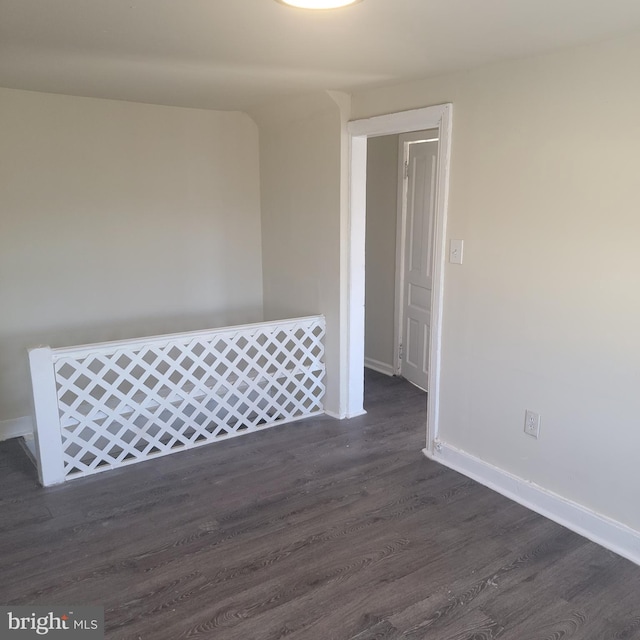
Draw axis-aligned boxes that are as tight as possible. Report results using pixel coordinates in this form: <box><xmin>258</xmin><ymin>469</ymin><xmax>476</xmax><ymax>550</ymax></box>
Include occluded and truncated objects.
<box><xmin>28</xmin><ymin>316</ymin><xmax>326</xmax><ymax>486</ymax></box>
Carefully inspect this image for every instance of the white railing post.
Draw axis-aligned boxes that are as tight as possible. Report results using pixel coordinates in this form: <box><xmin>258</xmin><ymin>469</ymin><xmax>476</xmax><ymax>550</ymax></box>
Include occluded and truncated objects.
<box><xmin>28</xmin><ymin>347</ymin><xmax>65</xmax><ymax>486</ymax></box>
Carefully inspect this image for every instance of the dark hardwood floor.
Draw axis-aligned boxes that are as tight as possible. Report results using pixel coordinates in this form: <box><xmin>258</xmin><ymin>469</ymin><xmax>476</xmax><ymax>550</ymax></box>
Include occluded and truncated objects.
<box><xmin>1</xmin><ymin>370</ymin><xmax>639</xmax><ymax>639</ymax></box>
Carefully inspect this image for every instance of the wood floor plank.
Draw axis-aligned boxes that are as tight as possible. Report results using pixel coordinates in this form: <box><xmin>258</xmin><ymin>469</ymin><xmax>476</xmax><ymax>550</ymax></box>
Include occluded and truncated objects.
<box><xmin>0</xmin><ymin>370</ymin><xmax>639</xmax><ymax>639</ymax></box>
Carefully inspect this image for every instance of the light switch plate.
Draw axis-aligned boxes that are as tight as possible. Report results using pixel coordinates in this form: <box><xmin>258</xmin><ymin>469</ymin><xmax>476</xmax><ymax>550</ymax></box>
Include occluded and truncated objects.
<box><xmin>449</xmin><ymin>239</ymin><xmax>464</xmax><ymax>264</ymax></box>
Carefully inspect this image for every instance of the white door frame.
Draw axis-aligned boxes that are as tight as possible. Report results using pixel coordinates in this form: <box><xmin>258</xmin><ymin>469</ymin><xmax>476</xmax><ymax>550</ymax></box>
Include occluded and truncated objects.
<box><xmin>344</xmin><ymin>104</ymin><xmax>452</xmax><ymax>452</ymax></box>
<box><xmin>394</xmin><ymin>130</ymin><xmax>440</xmax><ymax>378</ymax></box>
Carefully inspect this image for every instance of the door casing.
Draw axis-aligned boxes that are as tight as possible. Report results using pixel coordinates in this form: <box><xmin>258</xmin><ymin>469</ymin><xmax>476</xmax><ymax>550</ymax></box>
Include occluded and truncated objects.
<box><xmin>345</xmin><ymin>104</ymin><xmax>452</xmax><ymax>452</ymax></box>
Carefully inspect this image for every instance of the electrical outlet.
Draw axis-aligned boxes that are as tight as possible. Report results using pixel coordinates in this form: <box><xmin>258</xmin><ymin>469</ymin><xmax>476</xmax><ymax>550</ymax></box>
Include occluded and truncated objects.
<box><xmin>524</xmin><ymin>410</ymin><xmax>540</xmax><ymax>439</ymax></box>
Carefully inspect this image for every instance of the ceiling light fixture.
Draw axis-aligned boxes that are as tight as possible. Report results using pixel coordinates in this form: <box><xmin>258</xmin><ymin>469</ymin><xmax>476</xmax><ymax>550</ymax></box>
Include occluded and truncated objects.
<box><xmin>276</xmin><ymin>0</ymin><xmax>362</xmax><ymax>9</ymax></box>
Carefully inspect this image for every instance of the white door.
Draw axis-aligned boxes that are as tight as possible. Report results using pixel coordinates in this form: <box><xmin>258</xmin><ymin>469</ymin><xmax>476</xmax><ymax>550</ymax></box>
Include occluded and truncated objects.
<box><xmin>397</xmin><ymin>133</ymin><xmax>438</xmax><ymax>391</ymax></box>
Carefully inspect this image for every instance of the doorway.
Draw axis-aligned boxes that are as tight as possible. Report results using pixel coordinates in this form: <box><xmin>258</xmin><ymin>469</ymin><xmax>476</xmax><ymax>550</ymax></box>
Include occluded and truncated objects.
<box><xmin>345</xmin><ymin>105</ymin><xmax>452</xmax><ymax>452</ymax></box>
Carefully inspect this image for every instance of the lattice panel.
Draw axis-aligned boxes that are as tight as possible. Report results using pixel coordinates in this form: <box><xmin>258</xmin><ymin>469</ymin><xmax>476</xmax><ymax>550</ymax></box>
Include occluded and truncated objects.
<box><xmin>51</xmin><ymin>317</ymin><xmax>325</xmax><ymax>480</ymax></box>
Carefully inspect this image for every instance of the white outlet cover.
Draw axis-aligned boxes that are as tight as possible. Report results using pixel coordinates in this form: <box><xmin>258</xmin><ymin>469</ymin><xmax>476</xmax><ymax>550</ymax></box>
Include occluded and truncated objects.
<box><xmin>524</xmin><ymin>410</ymin><xmax>541</xmax><ymax>438</ymax></box>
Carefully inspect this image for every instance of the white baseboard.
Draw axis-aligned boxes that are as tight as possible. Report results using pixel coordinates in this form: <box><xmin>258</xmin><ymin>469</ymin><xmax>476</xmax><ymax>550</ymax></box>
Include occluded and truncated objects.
<box><xmin>19</xmin><ymin>434</ymin><xmax>37</xmax><ymax>467</ymax></box>
<box><xmin>424</xmin><ymin>441</ymin><xmax>640</xmax><ymax>567</ymax></box>
<box><xmin>0</xmin><ymin>416</ymin><xmax>33</xmax><ymax>442</ymax></box>
<box><xmin>364</xmin><ymin>358</ymin><xmax>395</xmax><ymax>377</ymax></box>
<box><xmin>324</xmin><ymin>409</ymin><xmax>368</xmax><ymax>420</ymax></box>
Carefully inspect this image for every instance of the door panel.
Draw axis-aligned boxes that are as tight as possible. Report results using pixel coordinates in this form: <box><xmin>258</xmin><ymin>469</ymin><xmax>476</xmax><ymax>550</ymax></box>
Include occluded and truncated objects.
<box><xmin>401</xmin><ymin>138</ymin><xmax>437</xmax><ymax>391</ymax></box>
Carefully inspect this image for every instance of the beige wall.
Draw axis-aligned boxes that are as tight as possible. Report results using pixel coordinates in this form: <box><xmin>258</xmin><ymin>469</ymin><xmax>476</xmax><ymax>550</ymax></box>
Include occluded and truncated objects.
<box><xmin>365</xmin><ymin>135</ymin><xmax>398</xmax><ymax>371</ymax></box>
<box><xmin>0</xmin><ymin>88</ymin><xmax>263</xmax><ymax>422</ymax></box>
<box><xmin>351</xmin><ymin>32</ymin><xmax>640</xmax><ymax>531</ymax></box>
<box><xmin>250</xmin><ymin>92</ymin><xmax>344</xmax><ymax>415</ymax></box>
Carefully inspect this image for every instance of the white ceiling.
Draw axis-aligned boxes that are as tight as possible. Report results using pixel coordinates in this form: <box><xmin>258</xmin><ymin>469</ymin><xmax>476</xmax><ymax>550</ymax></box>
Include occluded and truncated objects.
<box><xmin>2</xmin><ymin>0</ymin><xmax>640</xmax><ymax>111</ymax></box>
